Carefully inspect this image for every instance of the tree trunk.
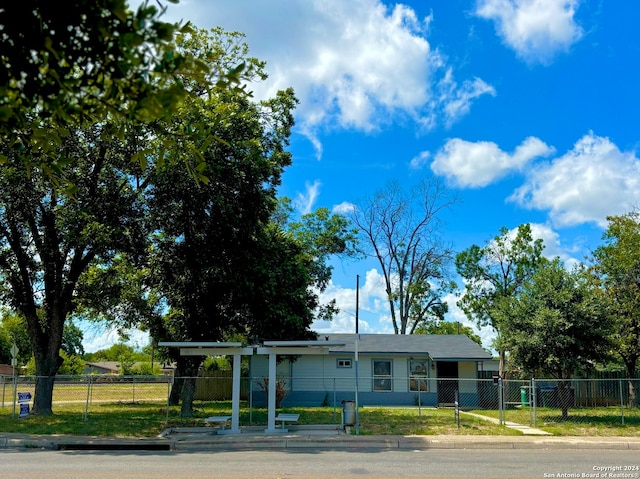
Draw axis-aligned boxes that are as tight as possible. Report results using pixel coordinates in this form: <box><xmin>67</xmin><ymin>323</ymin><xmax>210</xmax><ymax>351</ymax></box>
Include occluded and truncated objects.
<box><xmin>169</xmin><ymin>376</ymin><xmax>184</xmax><ymax>407</ymax></box>
<box><xmin>168</xmin><ymin>356</ymin><xmax>188</xmax><ymax>406</ymax></box>
<box><xmin>31</xmin><ymin>330</ymin><xmax>62</xmax><ymax>416</ymax></box>
<box><xmin>628</xmin><ymin>379</ymin><xmax>636</xmax><ymax>408</ymax></box>
<box><xmin>624</xmin><ymin>359</ymin><xmax>637</xmax><ymax>408</ymax></box>
<box><xmin>32</xmin><ymin>376</ymin><xmax>56</xmax><ymax>416</ymax></box>
<box><xmin>179</xmin><ymin>357</ymin><xmax>201</xmax><ymax>417</ymax></box>
<box><xmin>558</xmin><ymin>380</ymin><xmax>572</xmax><ymax>419</ymax></box>
<box><xmin>180</xmin><ymin>377</ymin><xmax>197</xmax><ymax>417</ymax></box>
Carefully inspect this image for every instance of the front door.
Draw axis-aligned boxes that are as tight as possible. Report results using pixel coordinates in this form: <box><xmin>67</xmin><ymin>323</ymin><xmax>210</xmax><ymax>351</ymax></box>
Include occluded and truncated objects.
<box><xmin>436</xmin><ymin>361</ymin><xmax>459</xmax><ymax>406</ymax></box>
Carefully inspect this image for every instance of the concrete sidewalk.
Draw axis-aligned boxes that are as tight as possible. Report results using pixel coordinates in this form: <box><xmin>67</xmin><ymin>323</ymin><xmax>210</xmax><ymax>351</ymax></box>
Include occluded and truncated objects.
<box><xmin>2</xmin><ymin>426</ymin><xmax>640</xmax><ymax>452</ymax></box>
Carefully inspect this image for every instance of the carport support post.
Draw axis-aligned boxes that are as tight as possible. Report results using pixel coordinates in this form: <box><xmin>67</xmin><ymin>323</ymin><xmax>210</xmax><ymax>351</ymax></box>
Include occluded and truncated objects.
<box><xmin>231</xmin><ymin>353</ymin><xmax>242</xmax><ymax>432</ymax></box>
<box><xmin>266</xmin><ymin>351</ymin><xmax>277</xmax><ymax>433</ymax></box>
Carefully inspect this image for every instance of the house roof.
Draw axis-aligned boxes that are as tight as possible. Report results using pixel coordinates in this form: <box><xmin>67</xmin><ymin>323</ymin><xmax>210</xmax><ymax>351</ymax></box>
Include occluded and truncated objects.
<box><xmin>321</xmin><ymin>334</ymin><xmax>492</xmax><ymax>361</ymax></box>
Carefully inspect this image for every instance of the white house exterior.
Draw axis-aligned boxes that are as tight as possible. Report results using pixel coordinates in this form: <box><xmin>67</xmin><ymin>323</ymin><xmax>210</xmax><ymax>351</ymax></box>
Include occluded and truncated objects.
<box><xmin>249</xmin><ymin>334</ymin><xmax>492</xmax><ymax>408</ymax></box>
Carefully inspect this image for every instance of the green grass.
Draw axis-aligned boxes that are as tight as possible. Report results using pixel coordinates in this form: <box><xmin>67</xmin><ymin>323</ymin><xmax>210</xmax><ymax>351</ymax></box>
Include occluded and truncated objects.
<box><xmin>356</xmin><ymin>407</ymin><xmax>519</xmax><ymax>436</ymax></box>
<box><xmin>0</xmin><ymin>401</ymin><xmax>515</xmax><ymax>437</ymax></box>
<box><xmin>470</xmin><ymin>406</ymin><xmax>640</xmax><ymax>436</ymax></box>
<box><xmin>2</xmin><ymin>400</ymin><xmax>639</xmax><ymax>438</ymax></box>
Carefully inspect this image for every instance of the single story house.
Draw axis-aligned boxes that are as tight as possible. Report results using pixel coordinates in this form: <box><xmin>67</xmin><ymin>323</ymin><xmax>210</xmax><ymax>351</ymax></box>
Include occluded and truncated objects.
<box><xmin>83</xmin><ymin>362</ymin><xmax>175</xmax><ymax>376</ymax></box>
<box><xmin>83</xmin><ymin>361</ymin><xmax>120</xmax><ymax>375</ymax></box>
<box><xmin>249</xmin><ymin>333</ymin><xmax>492</xmax><ymax>408</ymax></box>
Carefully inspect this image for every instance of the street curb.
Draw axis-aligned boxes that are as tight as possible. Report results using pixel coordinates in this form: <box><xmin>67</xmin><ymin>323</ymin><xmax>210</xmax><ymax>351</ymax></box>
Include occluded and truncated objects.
<box><xmin>3</xmin><ymin>434</ymin><xmax>640</xmax><ymax>452</ymax></box>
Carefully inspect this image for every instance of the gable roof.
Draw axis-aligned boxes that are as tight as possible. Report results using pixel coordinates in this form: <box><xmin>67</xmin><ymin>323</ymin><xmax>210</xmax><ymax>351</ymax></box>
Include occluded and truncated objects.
<box><xmin>321</xmin><ymin>334</ymin><xmax>492</xmax><ymax>361</ymax></box>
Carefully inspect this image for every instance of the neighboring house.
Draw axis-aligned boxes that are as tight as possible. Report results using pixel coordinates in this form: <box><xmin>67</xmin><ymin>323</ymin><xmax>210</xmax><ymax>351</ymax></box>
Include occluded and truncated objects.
<box><xmin>249</xmin><ymin>333</ymin><xmax>492</xmax><ymax>408</ymax></box>
<box><xmin>478</xmin><ymin>359</ymin><xmax>500</xmax><ymax>379</ymax></box>
<box><xmin>83</xmin><ymin>362</ymin><xmax>175</xmax><ymax>376</ymax></box>
<box><xmin>84</xmin><ymin>362</ymin><xmax>120</xmax><ymax>375</ymax></box>
<box><xmin>0</xmin><ymin>364</ymin><xmax>15</xmax><ymax>375</ymax></box>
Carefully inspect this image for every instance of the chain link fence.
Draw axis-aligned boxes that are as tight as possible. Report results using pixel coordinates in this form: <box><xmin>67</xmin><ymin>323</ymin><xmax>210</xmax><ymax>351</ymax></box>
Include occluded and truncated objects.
<box><xmin>483</xmin><ymin>378</ymin><xmax>640</xmax><ymax>427</ymax></box>
<box><xmin>1</xmin><ymin>374</ymin><xmax>639</xmax><ymax>430</ymax></box>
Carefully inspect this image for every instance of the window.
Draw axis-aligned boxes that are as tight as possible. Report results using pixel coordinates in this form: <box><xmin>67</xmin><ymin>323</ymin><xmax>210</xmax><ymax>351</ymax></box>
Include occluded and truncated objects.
<box><xmin>337</xmin><ymin>359</ymin><xmax>352</xmax><ymax>368</ymax></box>
<box><xmin>409</xmin><ymin>359</ymin><xmax>428</xmax><ymax>392</ymax></box>
<box><xmin>372</xmin><ymin>359</ymin><xmax>392</xmax><ymax>391</ymax></box>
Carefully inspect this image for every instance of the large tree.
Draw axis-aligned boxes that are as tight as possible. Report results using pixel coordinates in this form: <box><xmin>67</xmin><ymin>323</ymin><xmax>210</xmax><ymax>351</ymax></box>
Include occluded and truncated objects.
<box><xmin>351</xmin><ymin>179</ymin><xmax>456</xmax><ymax>334</ymax></box>
<box><xmin>456</xmin><ymin>224</ymin><xmax>545</xmax><ymax>378</ymax></box>
<box><xmin>0</xmin><ymin>1</ymin><xmax>247</xmax><ymax>185</ymax></box>
<box><xmin>145</xmin><ymin>28</ymin><xmax>299</xmax><ymax>416</ymax></box>
<box><xmin>503</xmin><ymin>259</ymin><xmax>612</xmax><ymax>418</ymax></box>
<box><xmin>0</xmin><ymin>124</ymin><xmax>146</xmax><ymax>414</ymax></box>
<box><xmin>591</xmin><ymin>212</ymin><xmax>640</xmax><ymax>406</ymax></box>
<box><xmin>414</xmin><ymin>321</ymin><xmax>483</xmax><ymax>346</ymax></box>
<box><xmin>273</xmin><ymin>199</ymin><xmax>360</xmax><ymax>323</ymax></box>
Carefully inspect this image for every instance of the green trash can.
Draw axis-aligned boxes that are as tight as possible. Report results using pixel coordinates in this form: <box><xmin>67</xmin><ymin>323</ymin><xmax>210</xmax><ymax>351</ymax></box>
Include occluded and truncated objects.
<box><xmin>520</xmin><ymin>386</ymin><xmax>530</xmax><ymax>407</ymax></box>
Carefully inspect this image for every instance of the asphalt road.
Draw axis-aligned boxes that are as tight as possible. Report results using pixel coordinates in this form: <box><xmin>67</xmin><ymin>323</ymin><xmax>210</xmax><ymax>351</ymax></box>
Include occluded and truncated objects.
<box><xmin>1</xmin><ymin>448</ymin><xmax>639</xmax><ymax>479</ymax></box>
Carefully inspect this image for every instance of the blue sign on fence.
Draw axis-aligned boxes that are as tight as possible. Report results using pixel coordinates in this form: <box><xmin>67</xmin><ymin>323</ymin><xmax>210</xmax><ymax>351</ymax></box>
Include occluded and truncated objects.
<box><xmin>19</xmin><ymin>402</ymin><xmax>30</xmax><ymax>418</ymax></box>
<box><xmin>17</xmin><ymin>392</ymin><xmax>31</xmax><ymax>418</ymax></box>
<box><xmin>17</xmin><ymin>392</ymin><xmax>32</xmax><ymax>403</ymax></box>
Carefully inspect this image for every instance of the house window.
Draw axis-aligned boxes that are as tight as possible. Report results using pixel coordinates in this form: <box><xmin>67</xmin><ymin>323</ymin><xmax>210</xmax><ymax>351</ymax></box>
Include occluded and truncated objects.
<box><xmin>372</xmin><ymin>359</ymin><xmax>392</xmax><ymax>392</ymax></box>
<box><xmin>337</xmin><ymin>359</ymin><xmax>352</xmax><ymax>368</ymax></box>
<box><xmin>409</xmin><ymin>359</ymin><xmax>428</xmax><ymax>392</ymax></box>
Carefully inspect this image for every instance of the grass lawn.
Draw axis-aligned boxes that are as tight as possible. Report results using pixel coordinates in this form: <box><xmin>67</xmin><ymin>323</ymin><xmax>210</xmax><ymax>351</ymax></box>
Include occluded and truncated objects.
<box><xmin>355</xmin><ymin>407</ymin><xmax>519</xmax><ymax>436</ymax></box>
<box><xmin>2</xmin><ymin>400</ymin><xmax>639</xmax><ymax>438</ymax></box>
<box><xmin>0</xmin><ymin>401</ymin><xmax>515</xmax><ymax>437</ymax></box>
<box><xmin>470</xmin><ymin>406</ymin><xmax>640</xmax><ymax>436</ymax></box>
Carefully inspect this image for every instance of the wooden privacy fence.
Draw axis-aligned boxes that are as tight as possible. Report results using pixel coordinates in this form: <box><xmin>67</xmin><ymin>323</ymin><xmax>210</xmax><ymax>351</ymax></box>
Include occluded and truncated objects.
<box><xmin>194</xmin><ymin>371</ymin><xmax>248</xmax><ymax>401</ymax></box>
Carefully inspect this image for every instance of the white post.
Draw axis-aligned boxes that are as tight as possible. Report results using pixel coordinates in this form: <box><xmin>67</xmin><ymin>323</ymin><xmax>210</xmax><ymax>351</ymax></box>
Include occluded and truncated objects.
<box><xmin>231</xmin><ymin>353</ymin><xmax>241</xmax><ymax>433</ymax></box>
<box><xmin>265</xmin><ymin>352</ymin><xmax>277</xmax><ymax>432</ymax></box>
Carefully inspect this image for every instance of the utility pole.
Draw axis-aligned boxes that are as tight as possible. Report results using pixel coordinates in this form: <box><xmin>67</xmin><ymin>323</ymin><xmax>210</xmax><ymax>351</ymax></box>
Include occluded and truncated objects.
<box><xmin>355</xmin><ymin>275</ymin><xmax>359</xmax><ymax>334</ymax></box>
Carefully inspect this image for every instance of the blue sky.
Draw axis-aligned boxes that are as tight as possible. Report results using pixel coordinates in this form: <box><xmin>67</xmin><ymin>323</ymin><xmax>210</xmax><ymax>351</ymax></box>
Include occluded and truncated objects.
<box><xmin>85</xmin><ymin>0</ymin><xmax>640</xmax><ymax>352</ymax></box>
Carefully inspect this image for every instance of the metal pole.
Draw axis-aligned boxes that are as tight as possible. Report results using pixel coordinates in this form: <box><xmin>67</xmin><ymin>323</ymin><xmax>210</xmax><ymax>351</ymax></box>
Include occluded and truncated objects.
<box><xmin>249</xmin><ymin>377</ymin><xmax>253</xmax><ymax>425</ymax></box>
<box><xmin>498</xmin><ymin>377</ymin><xmax>503</xmax><ymax>425</ymax></box>
<box><xmin>532</xmin><ymin>378</ymin><xmax>537</xmax><ymax>427</ymax></box>
<box><xmin>12</xmin><ymin>367</ymin><xmax>17</xmax><ymax>419</ymax></box>
<box><xmin>333</xmin><ymin>378</ymin><xmax>336</xmax><ymax>424</ymax></box>
<box><xmin>354</xmin><ymin>275</ymin><xmax>360</xmax><ymax>434</ymax></box>
<box><xmin>166</xmin><ymin>376</ymin><xmax>171</xmax><ymax>424</ymax></box>
<box><xmin>355</xmin><ymin>275</ymin><xmax>359</xmax><ymax>334</ymax></box>
<box><xmin>619</xmin><ymin>379</ymin><xmax>625</xmax><ymax>425</ymax></box>
<box><xmin>10</xmin><ymin>343</ymin><xmax>18</xmax><ymax>419</ymax></box>
<box><xmin>84</xmin><ymin>376</ymin><xmax>91</xmax><ymax>422</ymax></box>
<box><xmin>354</xmin><ymin>337</ymin><xmax>360</xmax><ymax>434</ymax></box>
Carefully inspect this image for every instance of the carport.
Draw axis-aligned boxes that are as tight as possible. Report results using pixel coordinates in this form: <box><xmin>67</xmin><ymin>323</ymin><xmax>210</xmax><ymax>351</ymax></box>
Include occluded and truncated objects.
<box><xmin>160</xmin><ymin>339</ymin><xmax>346</xmax><ymax>434</ymax></box>
<box><xmin>159</xmin><ymin>342</ymin><xmax>253</xmax><ymax>434</ymax></box>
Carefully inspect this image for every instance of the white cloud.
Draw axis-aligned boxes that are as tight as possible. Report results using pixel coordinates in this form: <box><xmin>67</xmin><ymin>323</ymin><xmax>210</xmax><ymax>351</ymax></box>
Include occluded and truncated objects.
<box><xmin>441</xmin><ymin>292</ymin><xmax>497</xmax><ymax>351</ymax></box>
<box><xmin>332</xmin><ymin>201</ymin><xmax>356</xmax><ymax>214</ymax></box>
<box><xmin>475</xmin><ymin>0</ymin><xmax>583</xmax><ymax>64</ymax></box>
<box><xmin>294</xmin><ymin>180</ymin><xmax>322</xmax><ymax>214</ymax></box>
<box><xmin>492</xmin><ymin>223</ymin><xmax>579</xmax><ymax>270</ymax></box>
<box><xmin>313</xmin><ymin>269</ymin><xmax>391</xmax><ymax>334</ymax></box>
<box><xmin>410</xmin><ymin>151</ymin><xmax>431</xmax><ymax>170</ymax></box>
<box><xmin>158</xmin><ymin>0</ymin><xmax>494</xmax><ymax>156</ymax></box>
<box><xmin>431</xmin><ymin>136</ymin><xmax>553</xmax><ymax>187</ymax></box>
<box><xmin>510</xmin><ymin>132</ymin><xmax>640</xmax><ymax>227</ymax></box>
<box><xmin>438</xmin><ymin>72</ymin><xmax>497</xmax><ymax>126</ymax></box>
